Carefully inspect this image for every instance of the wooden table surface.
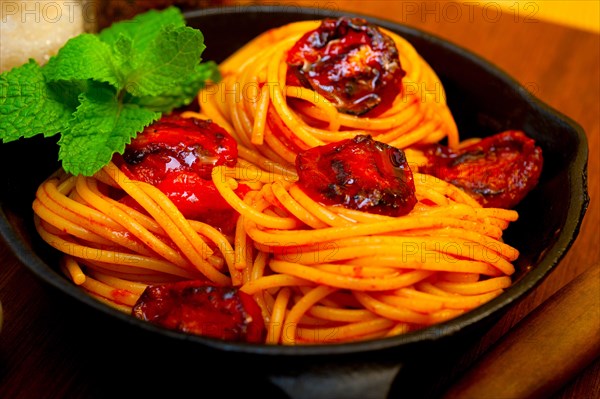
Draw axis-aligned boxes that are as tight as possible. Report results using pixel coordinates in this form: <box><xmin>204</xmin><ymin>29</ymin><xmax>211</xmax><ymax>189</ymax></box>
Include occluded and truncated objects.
<box><xmin>1</xmin><ymin>1</ymin><xmax>598</xmax><ymax>398</ymax></box>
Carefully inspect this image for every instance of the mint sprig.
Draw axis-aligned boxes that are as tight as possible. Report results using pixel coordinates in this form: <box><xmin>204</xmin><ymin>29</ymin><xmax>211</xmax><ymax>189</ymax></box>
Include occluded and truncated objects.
<box><xmin>0</xmin><ymin>6</ymin><xmax>220</xmax><ymax>176</ymax></box>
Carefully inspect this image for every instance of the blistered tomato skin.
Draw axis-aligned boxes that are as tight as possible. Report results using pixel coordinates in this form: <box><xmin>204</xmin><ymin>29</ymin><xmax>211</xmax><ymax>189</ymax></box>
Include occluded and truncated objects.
<box><xmin>132</xmin><ymin>280</ymin><xmax>265</xmax><ymax>344</ymax></box>
<box><xmin>286</xmin><ymin>17</ymin><xmax>405</xmax><ymax>116</ymax></box>
<box><xmin>296</xmin><ymin>135</ymin><xmax>417</xmax><ymax>216</ymax></box>
<box><xmin>420</xmin><ymin>130</ymin><xmax>543</xmax><ymax>209</ymax></box>
<box><xmin>122</xmin><ymin>114</ymin><xmax>238</xmax><ymax>182</ymax></box>
<box><xmin>116</xmin><ymin>115</ymin><xmax>243</xmax><ymax>231</ymax></box>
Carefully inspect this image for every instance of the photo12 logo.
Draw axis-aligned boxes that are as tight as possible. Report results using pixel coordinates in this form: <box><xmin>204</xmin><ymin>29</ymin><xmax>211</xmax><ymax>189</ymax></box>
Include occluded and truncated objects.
<box><xmin>1</xmin><ymin>1</ymin><xmax>96</xmax><ymax>24</ymax></box>
<box><xmin>398</xmin><ymin>1</ymin><xmax>540</xmax><ymax>23</ymax></box>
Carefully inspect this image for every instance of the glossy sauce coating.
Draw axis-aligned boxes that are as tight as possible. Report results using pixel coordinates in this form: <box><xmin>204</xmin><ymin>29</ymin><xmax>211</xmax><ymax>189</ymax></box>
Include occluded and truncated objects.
<box><xmin>296</xmin><ymin>135</ymin><xmax>417</xmax><ymax>216</ymax></box>
<box><xmin>132</xmin><ymin>280</ymin><xmax>265</xmax><ymax>343</ymax></box>
<box><xmin>286</xmin><ymin>17</ymin><xmax>405</xmax><ymax>116</ymax></box>
<box><xmin>116</xmin><ymin>115</ymin><xmax>245</xmax><ymax>232</ymax></box>
<box><xmin>419</xmin><ymin>130</ymin><xmax>543</xmax><ymax>208</ymax></box>
<box><xmin>122</xmin><ymin>114</ymin><xmax>237</xmax><ymax>181</ymax></box>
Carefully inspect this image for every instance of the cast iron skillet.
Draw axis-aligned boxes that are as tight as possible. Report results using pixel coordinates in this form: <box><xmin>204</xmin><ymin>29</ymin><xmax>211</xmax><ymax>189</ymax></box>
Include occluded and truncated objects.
<box><xmin>0</xmin><ymin>6</ymin><xmax>589</xmax><ymax>399</ymax></box>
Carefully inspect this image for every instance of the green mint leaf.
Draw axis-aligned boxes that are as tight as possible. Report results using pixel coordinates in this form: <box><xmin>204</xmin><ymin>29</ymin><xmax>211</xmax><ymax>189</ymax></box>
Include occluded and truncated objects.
<box><xmin>112</xmin><ymin>35</ymin><xmax>134</xmax><ymax>67</ymax></box>
<box><xmin>43</xmin><ymin>34</ymin><xmax>120</xmax><ymax>88</ymax></box>
<box><xmin>1</xmin><ymin>7</ymin><xmax>219</xmax><ymax>176</ymax></box>
<box><xmin>0</xmin><ymin>60</ymin><xmax>73</xmax><ymax>142</ymax></box>
<box><xmin>124</xmin><ymin>25</ymin><xmax>206</xmax><ymax>98</ymax></box>
<box><xmin>99</xmin><ymin>6</ymin><xmax>185</xmax><ymax>51</ymax></box>
<box><xmin>59</xmin><ymin>83</ymin><xmax>160</xmax><ymax>176</ymax></box>
<box><xmin>131</xmin><ymin>61</ymin><xmax>221</xmax><ymax>113</ymax></box>
<box><xmin>48</xmin><ymin>80</ymin><xmax>87</xmax><ymax>111</ymax></box>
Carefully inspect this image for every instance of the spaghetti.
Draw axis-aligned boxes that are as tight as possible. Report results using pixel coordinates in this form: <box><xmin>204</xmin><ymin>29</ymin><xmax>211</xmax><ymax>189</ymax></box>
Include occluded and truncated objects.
<box><xmin>31</xmin><ymin>17</ymin><xmax>537</xmax><ymax>346</ymax></box>
<box><xmin>33</xmin><ymin>153</ymin><xmax>519</xmax><ymax>344</ymax></box>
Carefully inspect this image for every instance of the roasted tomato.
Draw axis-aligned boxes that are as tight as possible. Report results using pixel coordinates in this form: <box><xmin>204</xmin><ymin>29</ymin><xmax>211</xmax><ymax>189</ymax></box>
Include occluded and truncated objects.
<box><xmin>286</xmin><ymin>16</ymin><xmax>405</xmax><ymax>116</ymax></box>
<box><xmin>132</xmin><ymin>280</ymin><xmax>265</xmax><ymax>344</ymax></box>
<box><xmin>116</xmin><ymin>115</ymin><xmax>244</xmax><ymax>232</ymax></box>
<box><xmin>296</xmin><ymin>135</ymin><xmax>417</xmax><ymax>216</ymax></box>
<box><xmin>122</xmin><ymin>114</ymin><xmax>237</xmax><ymax>182</ymax></box>
<box><xmin>419</xmin><ymin>130</ymin><xmax>543</xmax><ymax>208</ymax></box>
